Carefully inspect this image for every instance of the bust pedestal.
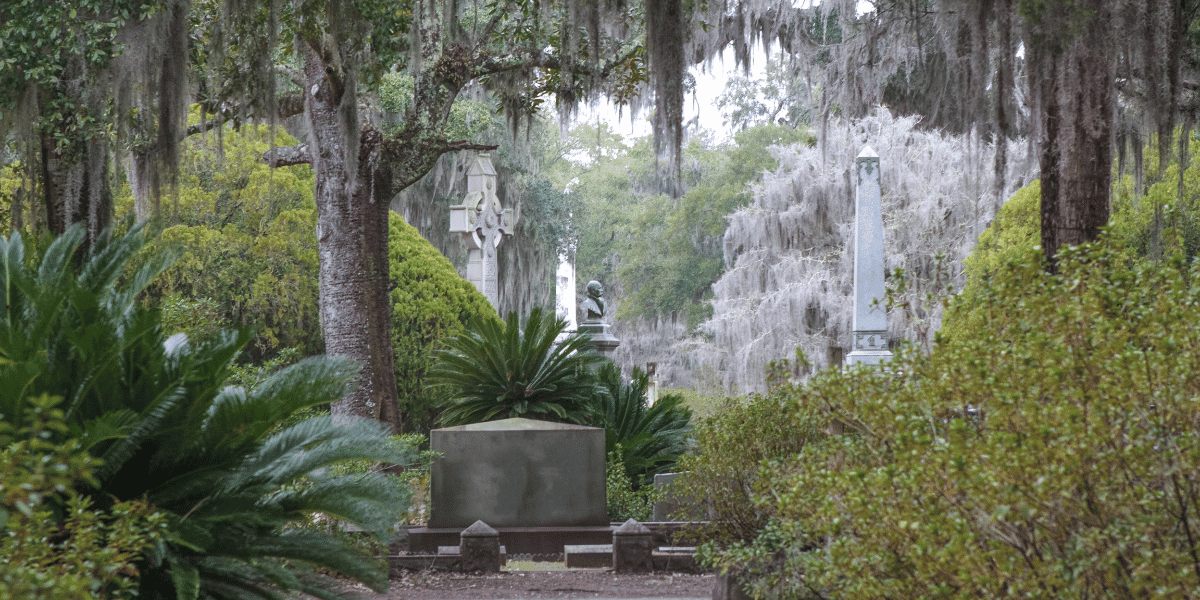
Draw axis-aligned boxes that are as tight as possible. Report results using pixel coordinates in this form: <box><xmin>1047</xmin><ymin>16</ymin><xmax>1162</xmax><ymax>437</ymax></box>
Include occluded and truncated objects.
<box><xmin>579</xmin><ymin>320</ymin><xmax>620</xmax><ymax>361</ymax></box>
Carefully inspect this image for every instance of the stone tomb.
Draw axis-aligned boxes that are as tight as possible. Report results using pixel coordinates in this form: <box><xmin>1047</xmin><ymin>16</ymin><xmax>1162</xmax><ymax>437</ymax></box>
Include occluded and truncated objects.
<box><xmin>428</xmin><ymin>418</ymin><xmax>607</xmax><ymax>529</ymax></box>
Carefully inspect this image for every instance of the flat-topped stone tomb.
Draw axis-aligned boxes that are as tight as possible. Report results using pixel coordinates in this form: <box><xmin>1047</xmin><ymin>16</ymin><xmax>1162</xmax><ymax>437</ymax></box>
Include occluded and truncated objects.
<box><xmin>429</xmin><ymin>417</ymin><xmax>607</xmax><ymax>529</ymax></box>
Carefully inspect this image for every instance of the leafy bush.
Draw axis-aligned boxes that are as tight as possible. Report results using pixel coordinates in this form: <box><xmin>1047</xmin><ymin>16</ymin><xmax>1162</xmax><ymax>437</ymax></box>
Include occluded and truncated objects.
<box><xmin>605</xmin><ymin>450</ymin><xmax>655</xmax><ymax>522</ymax></box>
<box><xmin>0</xmin><ymin>225</ymin><xmax>412</xmax><ymax>599</ymax></box>
<box><xmin>128</xmin><ymin>115</ymin><xmax>322</xmax><ymax>363</ymax></box>
<box><xmin>1</xmin><ymin>395</ymin><xmax>165</xmax><ymax>599</ymax></box>
<box><xmin>672</xmin><ymin>384</ymin><xmax>824</xmax><ymax>546</ymax></box>
<box><xmin>388</xmin><ymin>212</ymin><xmax>499</xmax><ymax>433</ymax></box>
<box><xmin>592</xmin><ymin>361</ymin><xmax>693</xmax><ymax>487</ymax></box>
<box><xmin>724</xmin><ymin>239</ymin><xmax>1200</xmax><ymax>600</ymax></box>
<box><xmin>429</xmin><ymin>307</ymin><xmax>602</xmax><ymax>426</ymax></box>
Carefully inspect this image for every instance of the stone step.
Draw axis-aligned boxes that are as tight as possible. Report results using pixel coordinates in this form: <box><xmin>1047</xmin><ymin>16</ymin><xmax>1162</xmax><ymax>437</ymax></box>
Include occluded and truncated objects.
<box><xmin>436</xmin><ymin>545</ymin><xmax>507</xmax><ymax>563</ymax></box>
<box><xmin>563</xmin><ymin>544</ymin><xmax>612</xmax><ymax>568</ymax></box>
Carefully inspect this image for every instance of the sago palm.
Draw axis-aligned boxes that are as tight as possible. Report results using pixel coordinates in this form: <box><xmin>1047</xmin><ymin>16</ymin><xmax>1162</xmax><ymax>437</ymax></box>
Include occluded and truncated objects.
<box><xmin>592</xmin><ymin>361</ymin><xmax>692</xmax><ymax>487</ymax></box>
<box><xmin>429</xmin><ymin>307</ymin><xmax>603</xmax><ymax>426</ymax></box>
<box><xmin>0</xmin><ymin>225</ymin><xmax>411</xmax><ymax>599</ymax></box>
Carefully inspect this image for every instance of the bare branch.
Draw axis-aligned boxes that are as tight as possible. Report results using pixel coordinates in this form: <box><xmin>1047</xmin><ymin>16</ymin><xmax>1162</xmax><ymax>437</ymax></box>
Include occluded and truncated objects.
<box><xmin>445</xmin><ymin>140</ymin><xmax>500</xmax><ymax>152</ymax></box>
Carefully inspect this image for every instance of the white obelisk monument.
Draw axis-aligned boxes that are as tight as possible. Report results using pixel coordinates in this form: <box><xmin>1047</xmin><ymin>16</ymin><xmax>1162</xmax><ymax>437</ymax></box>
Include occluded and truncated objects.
<box><xmin>449</xmin><ymin>154</ymin><xmax>514</xmax><ymax>311</ymax></box>
<box><xmin>845</xmin><ymin>146</ymin><xmax>892</xmax><ymax>367</ymax></box>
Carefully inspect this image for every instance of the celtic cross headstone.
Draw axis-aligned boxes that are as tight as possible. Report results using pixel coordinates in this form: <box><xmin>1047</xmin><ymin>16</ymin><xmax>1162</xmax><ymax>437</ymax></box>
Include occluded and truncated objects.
<box><xmin>845</xmin><ymin>145</ymin><xmax>892</xmax><ymax>367</ymax></box>
<box><xmin>449</xmin><ymin>154</ymin><xmax>514</xmax><ymax>310</ymax></box>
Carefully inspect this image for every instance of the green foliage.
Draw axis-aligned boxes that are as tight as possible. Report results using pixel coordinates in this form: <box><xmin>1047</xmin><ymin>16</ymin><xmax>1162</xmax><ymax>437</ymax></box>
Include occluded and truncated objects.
<box><xmin>591</xmin><ymin>361</ymin><xmax>693</xmax><ymax>487</ymax></box>
<box><xmin>949</xmin><ymin>135</ymin><xmax>1200</xmax><ymax>344</ymax></box>
<box><xmin>724</xmin><ymin>239</ymin><xmax>1200</xmax><ymax>600</ymax></box>
<box><xmin>379</xmin><ymin>72</ymin><xmax>492</xmax><ymax>141</ymax></box>
<box><xmin>717</xmin><ymin>56</ymin><xmax>813</xmax><ymax>130</ymax></box>
<box><xmin>564</xmin><ymin>124</ymin><xmax>812</xmax><ymax>328</ymax></box>
<box><xmin>605</xmin><ymin>450</ymin><xmax>655</xmax><ymax>522</ymax></box>
<box><xmin>1</xmin><ymin>394</ymin><xmax>165</xmax><ymax>599</ymax></box>
<box><xmin>388</xmin><ymin>212</ymin><xmax>499</xmax><ymax>433</ymax></box>
<box><xmin>0</xmin><ymin>0</ymin><xmax>158</xmax><ymax>150</ymax></box>
<box><xmin>430</xmin><ymin>307</ymin><xmax>603</xmax><ymax>426</ymax></box>
<box><xmin>672</xmin><ymin>388</ymin><xmax>824</xmax><ymax>547</ymax></box>
<box><xmin>0</xmin><ymin>225</ymin><xmax>413</xmax><ymax>599</ymax></box>
<box><xmin>126</xmin><ymin>115</ymin><xmax>322</xmax><ymax>362</ymax></box>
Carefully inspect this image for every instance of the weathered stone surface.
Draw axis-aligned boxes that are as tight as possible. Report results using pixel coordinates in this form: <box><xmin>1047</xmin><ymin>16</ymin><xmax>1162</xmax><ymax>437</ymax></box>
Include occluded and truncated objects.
<box><xmin>460</xmin><ymin>521</ymin><xmax>501</xmax><ymax>573</ymax></box>
<box><xmin>613</xmin><ymin>519</ymin><xmax>653</xmax><ymax>572</ymax></box>
<box><xmin>564</xmin><ymin>544</ymin><xmax>613</xmax><ymax>568</ymax></box>
<box><xmin>652</xmin><ymin>472</ymin><xmax>691</xmax><ymax>521</ymax></box>
<box><xmin>460</xmin><ymin>519</ymin><xmax>499</xmax><ymax>537</ymax></box>
<box><xmin>429</xmin><ymin>418</ymin><xmax>607</xmax><ymax>529</ymax></box>
<box><xmin>712</xmin><ymin>573</ymin><xmax>753</xmax><ymax>600</ymax></box>
<box><xmin>448</xmin><ymin>154</ymin><xmax>514</xmax><ymax>310</ymax></box>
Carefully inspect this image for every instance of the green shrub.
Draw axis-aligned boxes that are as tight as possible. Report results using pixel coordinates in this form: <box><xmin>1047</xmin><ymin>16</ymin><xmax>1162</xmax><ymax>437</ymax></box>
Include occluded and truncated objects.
<box><xmin>1</xmin><ymin>395</ymin><xmax>165</xmax><ymax>599</ymax></box>
<box><xmin>729</xmin><ymin>238</ymin><xmax>1200</xmax><ymax>600</ymax></box>
<box><xmin>388</xmin><ymin>212</ymin><xmax>499</xmax><ymax>433</ymax></box>
<box><xmin>672</xmin><ymin>386</ymin><xmax>825</xmax><ymax>547</ymax></box>
<box><xmin>130</xmin><ymin>115</ymin><xmax>322</xmax><ymax>363</ymax></box>
<box><xmin>606</xmin><ymin>449</ymin><xmax>655</xmax><ymax>522</ymax></box>
<box><xmin>0</xmin><ymin>225</ymin><xmax>412</xmax><ymax>599</ymax></box>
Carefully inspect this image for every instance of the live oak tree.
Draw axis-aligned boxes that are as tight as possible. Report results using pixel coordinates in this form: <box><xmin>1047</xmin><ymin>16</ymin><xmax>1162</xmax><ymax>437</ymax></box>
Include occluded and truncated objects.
<box><xmin>204</xmin><ymin>0</ymin><xmax>660</xmax><ymax>430</ymax></box>
<box><xmin>0</xmin><ymin>0</ymin><xmax>188</xmax><ymax>248</ymax></box>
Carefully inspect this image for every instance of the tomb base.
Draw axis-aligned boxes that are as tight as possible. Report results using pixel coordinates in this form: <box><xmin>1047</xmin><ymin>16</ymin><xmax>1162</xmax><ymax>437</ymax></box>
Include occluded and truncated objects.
<box><xmin>407</xmin><ymin>525</ymin><xmax>616</xmax><ymax>557</ymax></box>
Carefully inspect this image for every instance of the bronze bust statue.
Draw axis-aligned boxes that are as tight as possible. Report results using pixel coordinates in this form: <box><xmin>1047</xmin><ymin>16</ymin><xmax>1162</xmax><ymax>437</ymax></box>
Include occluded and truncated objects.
<box><xmin>580</xmin><ymin>280</ymin><xmax>606</xmax><ymax>322</ymax></box>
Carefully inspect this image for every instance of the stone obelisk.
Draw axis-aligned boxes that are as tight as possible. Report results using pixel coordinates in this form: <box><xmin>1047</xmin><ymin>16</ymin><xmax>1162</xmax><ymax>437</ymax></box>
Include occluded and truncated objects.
<box><xmin>845</xmin><ymin>146</ymin><xmax>892</xmax><ymax>367</ymax></box>
<box><xmin>449</xmin><ymin>154</ymin><xmax>514</xmax><ymax>311</ymax></box>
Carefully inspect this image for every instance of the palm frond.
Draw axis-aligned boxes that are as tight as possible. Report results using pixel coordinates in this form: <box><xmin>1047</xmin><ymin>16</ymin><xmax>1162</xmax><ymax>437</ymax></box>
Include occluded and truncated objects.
<box><xmin>222</xmin><ymin>415</ymin><xmax>410</xmax><ymax>491</ymax></box>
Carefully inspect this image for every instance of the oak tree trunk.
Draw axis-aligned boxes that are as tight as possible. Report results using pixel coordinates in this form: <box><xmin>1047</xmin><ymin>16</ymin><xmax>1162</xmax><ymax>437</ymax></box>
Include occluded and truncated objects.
<box><xmin>1036</xmin><ymin>2</ymin><xmax>1116</xmax><ymax>269</ymax></box>
<box><xmin>39</xmin><ymin>128</ymin><xmax>112</xmax><ymax>250</ymax></box>
<box><xmin>301</xmin><ymin>40</ymin><xmax>401</xmax><ymax>432</ymax></box>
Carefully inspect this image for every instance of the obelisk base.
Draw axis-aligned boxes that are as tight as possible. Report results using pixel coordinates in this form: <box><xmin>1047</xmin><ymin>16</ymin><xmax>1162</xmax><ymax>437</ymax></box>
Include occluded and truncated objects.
<box><xmin>845</xmin><ymin>349</ymin><xmax>892</xmax><ymax>367</ymax></box>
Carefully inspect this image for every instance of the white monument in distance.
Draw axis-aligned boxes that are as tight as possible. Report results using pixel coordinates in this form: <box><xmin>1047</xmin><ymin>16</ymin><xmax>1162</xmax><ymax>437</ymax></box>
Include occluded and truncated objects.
<box><xmin>555</xmin><ymin>254</ymin><xmax>577</xmax><ymax>335</ymax></box>
<box><xmin>845</xmin><ymin>145</ymin><xmax>892</xmax><ymax>367</ymax></box>
<box><xmin>449</xmin><ymin>154</ymin><xmax>515</xmax><ymax>311</ymax></box>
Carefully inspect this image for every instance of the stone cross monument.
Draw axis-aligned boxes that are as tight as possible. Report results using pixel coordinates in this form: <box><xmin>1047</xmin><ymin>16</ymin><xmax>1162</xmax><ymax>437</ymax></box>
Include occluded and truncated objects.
<box><xmin>845</xmin><ymin>146</ymin><xmax>892</xmax><ymax>367</ymax></box>
<box><xmin>449</xmin><ymin>154</ymin><xmax>514</xmax><ymax>310</ymax></box>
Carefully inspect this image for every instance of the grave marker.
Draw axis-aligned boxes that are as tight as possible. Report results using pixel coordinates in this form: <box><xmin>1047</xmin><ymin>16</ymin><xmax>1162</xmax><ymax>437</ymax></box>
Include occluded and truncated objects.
<box><xmin>449</xmin><ymin>154</ymin><xmax>514</xmax><ymax>310</ymax></box>
<box><xmin>845</xmin><ymin>146</ymin><xmax>893</xmax><ymax>367</ymax></box>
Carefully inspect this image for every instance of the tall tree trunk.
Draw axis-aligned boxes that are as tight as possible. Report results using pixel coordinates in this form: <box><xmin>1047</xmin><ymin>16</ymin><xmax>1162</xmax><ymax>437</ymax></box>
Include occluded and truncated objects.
<box><xmin>39</xmin><ymin>129</ymin><xmax>112</xmax><ymax>250</ymax></box>
<box><xmin>301</xmin><ymin>39</ymin><xmax>401</xmax><ymax>432</ymax></box>
<box><xmin>1035</xmin><ymin>1</ymin><xmax>1116</xmax><ymax>269</ymax></box>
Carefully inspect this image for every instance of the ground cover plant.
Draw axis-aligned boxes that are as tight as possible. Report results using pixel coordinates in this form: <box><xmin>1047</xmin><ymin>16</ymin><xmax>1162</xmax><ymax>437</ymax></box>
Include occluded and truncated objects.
<box><xmin>711</xmin><ymin>237</ymin><xmax>1200</xmax><ymax>599</ymax></box>
<box><xmin>1</xmin><ymin>395</ymin><xmax>165</xmax><ymax>599</ymax></box>
<box><xmin>0</xmin><ymin>225</ymin><xmax>412</xmax><ymax>599</ymax></box>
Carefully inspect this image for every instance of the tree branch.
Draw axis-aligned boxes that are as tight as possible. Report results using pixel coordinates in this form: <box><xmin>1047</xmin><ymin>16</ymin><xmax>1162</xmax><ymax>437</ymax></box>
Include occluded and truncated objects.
<box><xmin>262</xmin><ymin>144</ymin><xmax>311</xmax><ymax>167</ymax></box>
<box><xmin>470</xmin><ymin>44</ymin><xmax>642</xmax><ymax>82</ymax></box>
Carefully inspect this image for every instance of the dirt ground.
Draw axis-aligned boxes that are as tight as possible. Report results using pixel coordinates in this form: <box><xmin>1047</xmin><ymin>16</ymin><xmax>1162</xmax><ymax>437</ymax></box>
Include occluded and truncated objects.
<box><xmin>333</xmin><ymin>568</ymin><xmax>715</xmax><ymax>599</ymax></box>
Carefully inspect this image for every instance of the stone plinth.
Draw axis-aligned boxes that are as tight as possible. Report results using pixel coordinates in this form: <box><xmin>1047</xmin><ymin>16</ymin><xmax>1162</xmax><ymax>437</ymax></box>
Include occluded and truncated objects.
<box><xmin>612</xmin><ymin>519</ymin><xmax>653</xmax><ymax>572</ymax></box>
<box><xmin>429</xmin><ymin>418</ymin><xmax>607</xmax><ymax>529</ymax></box>
<box><xmin>579</xmin><ymin>321</ymin><xmax>620</xmax><ymax>361</ymax></box>
<box><xmin>459</xmin><ymin>520</ymin><xmax>501</xmax><ymax>573</ymax></box>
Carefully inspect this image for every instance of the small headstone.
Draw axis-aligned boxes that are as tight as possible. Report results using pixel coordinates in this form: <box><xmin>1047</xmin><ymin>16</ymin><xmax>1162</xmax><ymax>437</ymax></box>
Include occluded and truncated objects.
<box><xmin>845</xmin><ymin>145</ymin><xmax>892</xmax><ymax>367</ymax></box>
<box><xmin>459</xmin><ymin>520</ymin><xmax>501</xmax><ymax>573</ymax></box>
<box><xmin>449</xmin><ymin>154</ymin><xmax>515</xmax><ymax>311</ymax></box>
<box><xmin>612</xmin><ymin>518</ymin><xmax>653</xmax><ymax>572</ymax></box>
